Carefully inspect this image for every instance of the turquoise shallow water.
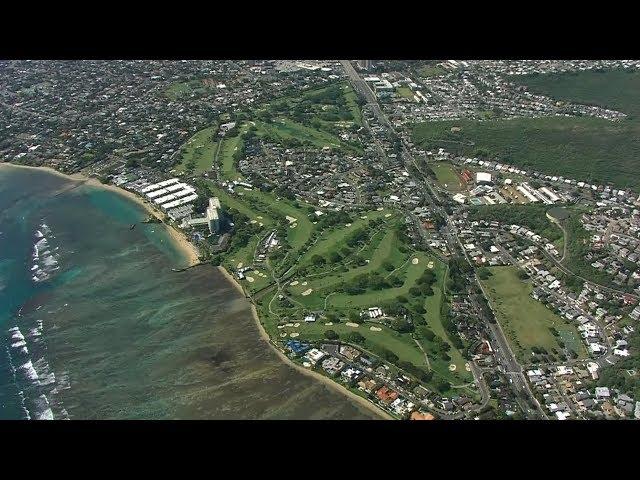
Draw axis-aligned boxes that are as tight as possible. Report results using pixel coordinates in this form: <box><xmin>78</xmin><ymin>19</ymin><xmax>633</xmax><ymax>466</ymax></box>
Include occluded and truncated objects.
<box><xmin>0</xmin><ymin>166</ymin><xmax>379</xmax><ymax>419</ymax></box>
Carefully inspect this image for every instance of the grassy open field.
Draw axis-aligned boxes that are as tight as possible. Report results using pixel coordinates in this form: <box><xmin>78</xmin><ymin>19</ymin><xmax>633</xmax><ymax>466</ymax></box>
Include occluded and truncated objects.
<box><xmin>417</xmin><ymin>65</ymin><xmax>446</xmax><ymax>77</ymax></box>
<box><xmin>165</xmin><ymin>80</ymin><xmax>204</xmax><ymax>100</ymax></box>
<box><xmin>342</xmin><ymin>84</ymin><xmax>363</xmax><ymax>126</ymax></box>
<box><xmin>481</xmin><ymin>266</ymin><xmax>587</xmax><ymax>363</ymax></box>
<box><xmin>396</xmin><ymin>87</ymin><xmax>415</xmax><ymax>99</ymax></box>
<box><xmin>413</xmin><ymin>69</ymin><xmax>640</xmax><ymax>191</ymax></box>
<box><xmin>174</xmin><ymin>126</ymin><xmax>218</xmax><ymax>174</ymax></box>
<box><xmin>431</xmin><ymin>162</ymin><xmax>463</xmax><ymax>192</ymax></box>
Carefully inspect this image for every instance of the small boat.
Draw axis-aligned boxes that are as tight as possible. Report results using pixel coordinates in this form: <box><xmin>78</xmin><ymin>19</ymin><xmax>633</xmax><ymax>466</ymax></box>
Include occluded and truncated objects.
<box><xmin>129</xmin><ymin>224</ymin><xmax>136</xmax><ymax>230</ymax></box>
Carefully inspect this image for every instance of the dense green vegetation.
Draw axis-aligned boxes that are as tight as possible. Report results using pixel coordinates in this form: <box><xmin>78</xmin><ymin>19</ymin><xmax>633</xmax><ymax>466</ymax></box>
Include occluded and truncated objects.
<box><xmin>598</xmin><ymin>329</ymin><xmax>640</xmax><ymax>399</ymax></box>
<box><xmin>563</xmin><ymin>211</ymin><xmax>617</xmax><ymax>286</ymax></box>
<box><xmin>509</xmin><ymin>69</ymin><xmax>640</xmax><ymax>118</ymax></box>
<box><xmin>413</xmin><ymin>69</ymin><xmax>640</xmax><ymax>191</ymax></box>
<box><xmin>467</xmin><ymin>203</ymin><xmax>563</xmax><ymax>242</ymax></box>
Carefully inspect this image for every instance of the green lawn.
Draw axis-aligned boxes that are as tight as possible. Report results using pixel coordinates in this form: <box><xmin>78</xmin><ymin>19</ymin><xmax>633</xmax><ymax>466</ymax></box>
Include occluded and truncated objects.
<box><xmin>481</xmin><ymin>266</ymin><xmax>587</xmax><ymax>363</ymax></box>
<box><xmin>431</xmin><ymin>162</ymin><xmax>463</xmax><ymax>192</ymax></box>
<box><xmin>417</xmin><ymin>65</ymin><xmax>446</xmax><ymax>77</ymax></box>
<box><xmin>396</xmin><ymin>86</ymin><xmax>415</xmax><ymax>99</ymax></box>
<box><xmin>165</xmin><ymin>80</ymin><xmax>202</xmax><ymax>100</ymax></box>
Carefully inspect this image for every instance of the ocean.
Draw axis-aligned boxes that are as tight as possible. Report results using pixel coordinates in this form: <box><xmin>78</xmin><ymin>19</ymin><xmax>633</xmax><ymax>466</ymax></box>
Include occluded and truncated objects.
<box><xmin>0</xmin><ymin>165</ymin><xmax>379</xmax><ymax>419</ymax></box>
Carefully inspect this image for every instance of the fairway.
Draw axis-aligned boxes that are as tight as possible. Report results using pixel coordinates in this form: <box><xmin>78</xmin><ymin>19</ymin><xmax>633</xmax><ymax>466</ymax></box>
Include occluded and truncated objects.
<box><xmin>238</xmin><ymin>188</ymin><xmax>314</xmax><ymax>249</ymax></box>
<box><xmin>481</xmin><ymin>266</ymin><xmax>587</xmax><ymax>363</ymax></box>
<box><xmin>219</xmin><ymin>123</ymin><xmax>250</xmax><ymax>181</ymax></box>
<box><xmin>327</xmin><ymin>251</ymin><xmax>430</xmax><ymax>308</ymax></box>
<box><xmin>256</xmin><ymin>118</ymin><xmax>358</xmax><ymax>153</ymax></box>
<box><xmin>175</xmin><ymin>126</ymin><xmax>218</xmax><ymax>174</ymax></box>
<box><xmin>202</xmin><ymin>182</ymin><xmax>274</xmax><ymax>225</ymax></box>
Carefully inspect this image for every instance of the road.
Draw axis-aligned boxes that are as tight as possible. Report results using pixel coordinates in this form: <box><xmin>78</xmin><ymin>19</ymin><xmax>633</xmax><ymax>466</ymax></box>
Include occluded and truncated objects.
<box><xmin>341</xmin><ymin>60</ymin><xmax>546</xmax><ymax>419</ymax></box>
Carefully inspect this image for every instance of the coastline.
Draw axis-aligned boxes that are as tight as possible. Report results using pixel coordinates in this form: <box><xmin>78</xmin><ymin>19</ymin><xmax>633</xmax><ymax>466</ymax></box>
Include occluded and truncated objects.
<box><xmin>2</xmin><ymin>161</ymin><xmax>391</xmax><ymax>420</ymax></box>
<box><xmin>216</xmin><ymin>265</ymin><xmax>392</xmax><ymax>420</ymax></box>
<box><xmin>0</xmin><ymin>162</ymin><xmax>200</xmax><ymax>267</ymax></box>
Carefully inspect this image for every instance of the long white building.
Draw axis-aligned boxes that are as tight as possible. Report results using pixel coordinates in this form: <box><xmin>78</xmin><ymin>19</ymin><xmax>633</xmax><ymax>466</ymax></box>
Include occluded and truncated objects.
<box><xmin>141</xmin><ymin>178</ymin><xmax>179</xmax><ymax>193</ymax></box>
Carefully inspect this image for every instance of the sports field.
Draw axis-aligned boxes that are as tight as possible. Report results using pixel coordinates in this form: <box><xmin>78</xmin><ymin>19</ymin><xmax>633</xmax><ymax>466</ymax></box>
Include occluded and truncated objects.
<box><xmin>431</xmin><ymin>162</ymin><xmax>463</xmax><ymax>192</ymax></box>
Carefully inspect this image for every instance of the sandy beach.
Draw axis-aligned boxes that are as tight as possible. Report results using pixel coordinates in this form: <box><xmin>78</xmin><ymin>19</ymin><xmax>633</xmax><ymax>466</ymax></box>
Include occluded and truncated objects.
<box><xmin>2</xmin><ymin>161</ymin><xmax>390</xmax><ymax>420</ymax></box>
<box><xmin>215</xmin><ymin>262</ymin><xmax>390</xmax><ymax>419</ymax></box>
<box><xmin>245</xmin><ymin>295</ymin><xmax>392</xmax><ymax>420</ymax></box>
<box><xmin>0</xmin><ymin>163</ymin><xmax>200</xmax><ymax>267</ymax></box>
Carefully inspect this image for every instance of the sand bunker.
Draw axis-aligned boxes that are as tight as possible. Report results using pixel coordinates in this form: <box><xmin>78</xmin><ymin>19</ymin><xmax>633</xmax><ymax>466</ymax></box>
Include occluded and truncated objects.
<box><xmin>385</xmin><ymin>213</ymin><xmax>392</xmax><ymax>218</ymax></box>
<box><xmin>286</xmin><ymin>215</ymin><xmax>297</xmax><ymax>224</ymax></box>
<box><xmin>290</xmin><ymin>224</ymin><xmax>297</xmax><ymax>229</ymax></box>
<box><xmin>301</xmin><ymin>281</ymin><xmax>307</xmax><ymax>286</ymax></box>
<box><xmin>302</xmin><ymin>362</ymin><xmax>311</xmax><ymax>368</ymax></box>
<box><xmin>345</xmin><ymin>223</ymin><xmax>352</xmax><ymax>227</ymax></box>
<box><xmin>427</xmin><ymin>262</ymin><xmax>434</xmax><ymax>269</ymax></box>
<box><xmin>290</xmin><ymin>280</ymin><xmax>299</xmax><ymax>286</ymax></box>
<box><xmin>290</xmin><ymin>332</ymin><xmax>300</xmax><ymax>338</ymax></box>
<box><xmin>237</xmin><ymin>263</ymin><xmax>243</xmax><ymax>269</ymax></box>
<box><xmin>360</xmin><ymin>215</ymin><xmax>368</xmax><ymax>219</ymax></box>
<box><xmin>257</xmin><ymin>216</ymin><xmax>263</xmax><ymax>219</ymax></box>
<box><xmin>412</xmin><ymin>258</ymin><xmax>419</xmax><ymax>264</ymax></box>
<box><xmin>301</xmin><ymin>288</ymin><xmax>313</xmax><ymax>296</ymax></box>
<box><xmin>286</xmin><ymin>323</ymin><xmax>294</xmax><ymax>327</ymax></box>
<box><xmin>325</xmin><ymin>322</ymin><xmax>333</xmax><ymax>326</ymax></box>
<box><xmin>346</xmin><ymin>322</ymin><xmax>359</xmax><ymax>328</ymax></box>
<box><xmin>280</xmin><ymin>332</ymin><xmax>287</xmax><ymax>337</ymax></box>
<box><xmin>246</xmin><ymin>276</ymin><xmax>254</xmax><ymax>283</ymax></box>
<box><xmin>293</xmin><ymin>323</ymin><xmax>300</xmax><ymax>327</ymax></box>
<box><xmin>449</xmin><ymin>364</ymin><xmax>457</xmax><ymax>371</ymax></box>
<box><xmin>370</xmin><ymin>326</ymin><xmax>382</xmax><ymax>332</ymax></box>
<box><xmin>377</xmin><ymin>207</ymin><xmax>384</xmax><ymax>211</ymax></box>
<box><xmin>465</xmin><ymin>363</ymin><xmax>471</xmax><ymax>371</ymax></box>
<box><xmin>250</xmin><ymin>220</ymin><xmax>257</xmax><ymax>224</ymax></box>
